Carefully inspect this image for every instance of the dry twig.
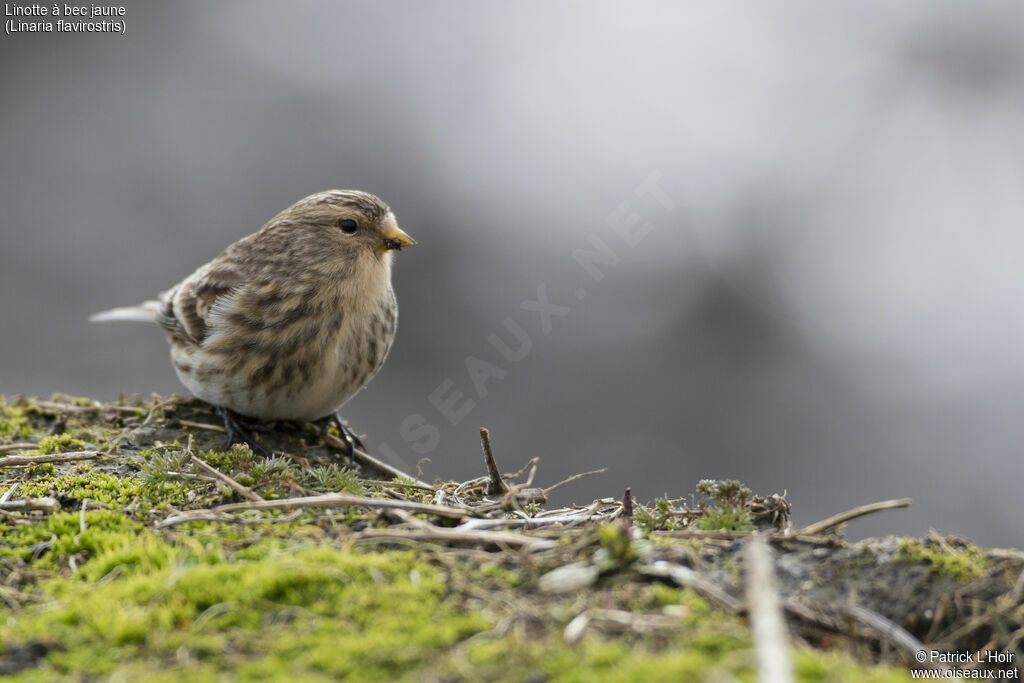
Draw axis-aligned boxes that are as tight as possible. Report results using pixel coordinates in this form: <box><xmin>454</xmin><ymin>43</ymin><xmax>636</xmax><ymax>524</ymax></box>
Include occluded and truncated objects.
<box><xmin>480</xmin><ymin>428</ymin><xmax>508</xmax><ymax>496</ymax></box>
<box><xmin>354</xmin><ymin>526</ymin><xmax>556</xmax><ymax>551</ymax></box>
<box><xmin>621</xmin><ymin>488</ymin><xmax>633</xmax><ymax>529</ymax></box>
<box><xmin>504</xmin><ymin>456</ymin><xmax>539</xmax><ymax>484</ymax></box>
<box><xmin>0</xmin><ymin>485</ymin><xmax>18</xmax><ymax>504</ymax></box>
<box><xmin>156</xmin><ymin>492</ymin><xmax>471</xmax><ymax>529</ymax></box>
<box><xmin>137</xmin><ymin>397</ymin><xmax>178</xmax><ymax>428</ymax></box>
<box><xmin>361</xmin><ymin>479</ymin><xmax>436</xmax><ymax>493</ymax></box>
<box><xmin>745</xmin><ymin>533</ymin><xmax>794</xmax><ymax>683</ymax></box>
<box><xmin>177</xmin><ymin>419</ymin><xmax>226</xmax><ymax>433</ymax></box>
<box><xmin>800</xmin><ymin>498</ymin><xmax>912</xmax><ymax>536</ymax></box>
<box><xmin>31</xmin><ymin>400</ymin><xmax>98</xmax><ymax>413</ymax></box>
<box><xmin>0</xmin><ymin>497</ymin><xmax>61</xmax><ymax>513</ymax></box>
<box><xmin>564</xmin><ymin>608</ymin><xmax>687</xmax><ymax>644</ymax></box>
<box><xmin>0</xmin><ymin>443</ymin><xmax>37</xmax><ymax>454</ymax></box>
<box><xmin>544</xmin><ymin>468</ymin><xmax>608</xmax><ymax>495</ymax></box>
<box><xmin>31</xmin><ymin>399</ymin><xmax>150</xmax><ymax>415</ymax></box>
<box><xmin>842</xmin><ymin>603</ymin><xmax>945</xmax><ymax>670</ymax></box>
<box><xmin>0</xmin><ymin>451</ymin><xmax>107</xmax><ymax>469</ymax></box>
<box><xmin>457</xmin><ymin>501</ymin><xmax>617</xmax><ymax>530</ymax></box>
<box><xmin>654</xmin><ymin>529</ymin><xmax>843</xmax><ymax>546</ymax></box>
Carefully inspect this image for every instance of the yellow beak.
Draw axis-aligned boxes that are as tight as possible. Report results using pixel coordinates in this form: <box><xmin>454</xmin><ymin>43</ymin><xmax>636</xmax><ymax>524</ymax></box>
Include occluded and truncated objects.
<box><xmin>380</xmin><ymin>224</ymin><xmax>416</xmax><ymax>251</ymax></box>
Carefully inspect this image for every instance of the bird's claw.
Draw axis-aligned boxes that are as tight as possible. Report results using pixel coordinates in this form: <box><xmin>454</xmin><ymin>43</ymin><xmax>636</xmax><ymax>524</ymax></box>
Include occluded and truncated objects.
<box><xmin>324</xmin><ymin>411</ymin><xmax>366</xmax><ymax>457</ymax></box>
<box><xmin>216</xmin><ymin>406</ymin><xmax>272</xmax><ymax>457</ymax></box>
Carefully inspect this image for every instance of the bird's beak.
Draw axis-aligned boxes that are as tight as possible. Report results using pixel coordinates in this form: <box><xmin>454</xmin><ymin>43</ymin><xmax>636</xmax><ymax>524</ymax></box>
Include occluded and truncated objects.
<box><xmin>379</xmin><ymin>223</ymin><xmax>416</xmax><ymax>251</ymax></box>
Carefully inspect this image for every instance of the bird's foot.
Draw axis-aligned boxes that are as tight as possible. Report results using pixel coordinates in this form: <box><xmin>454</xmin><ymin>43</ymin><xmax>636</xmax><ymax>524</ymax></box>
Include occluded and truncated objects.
<box><xmin>321</xmin><ymin>411</ymin><xmax>366</xmax><ymax>458</ymax></box>
<box><xmin>216</xmin><ymin>406</ymin><xmax>272</xmax><ymax>457</ymax></box>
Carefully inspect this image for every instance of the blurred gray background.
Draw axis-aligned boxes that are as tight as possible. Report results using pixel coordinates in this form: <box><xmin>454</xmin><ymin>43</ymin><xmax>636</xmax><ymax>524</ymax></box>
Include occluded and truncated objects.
<box><xmin>2</xmin><ymin>1</ymin><xmax>1022</xmax><ymax>546</ymax></box>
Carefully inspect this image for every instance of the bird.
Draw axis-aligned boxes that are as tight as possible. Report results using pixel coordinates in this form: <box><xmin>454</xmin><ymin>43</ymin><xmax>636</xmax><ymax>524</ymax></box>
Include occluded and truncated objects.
<box><xmin>90</xmin><ymin>189</ymin><xmax>415</xmax><ymax>453</ymax></box>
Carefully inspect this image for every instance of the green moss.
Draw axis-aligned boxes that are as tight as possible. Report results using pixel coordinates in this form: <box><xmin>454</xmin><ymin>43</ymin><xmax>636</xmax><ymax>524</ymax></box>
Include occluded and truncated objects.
<box><xmin>2</xmin><ymin>542</ymin><xmax>487</xmax><ymax>680</ymax></box>
<box><xmin>0</xmin><ymin>509</ymin><xmax>141</xmax><ymax>569</ymax></box>
<box><xmin>642</xmin><ymin>582</ymin><xmax>686</xmax><ymax>608</ymax></box>
<box><xmin>23</xmin><ymin>463</ymin><xmax>56</xmax><ymax>477</ymax></box>
<box><xmin>34</xmin><ymin>434</ymin><xmax>89</xmax><ymax>455</ymax></box>
<box><xmin>16</xmin><ymin>470</ymin><xmax>188</xmax><ymax>510</ymax></box>
<box><xmin>475</xmin><ymin>561</ymin><xmax>522</xmax><ymax>587</ymax></box>
<box><xmin>198</xmin><ymin>443</ymin><xmax>256</xmax><ymax>471</ymax></box>
<box><xmin>0</xmin><ymin>400</ymin><xmax>33</xmax><ymax>440</ymax></box>
<box><xmin>597</xmin><ymin>524</ymin><xmax>637</xmax><ymax>565</ymax></box>
<box><xmin>897</xmin><ymin>538</ymin><xmax>987</xmax><ymax>582</ymax></box>
<box><xmin>466</xmin><ymin>634</ymin><xmax>750</xmax><ymax>682</ymax></box>
<box><xmin>794</xmin><ymin>650</ymin><xmax>912</xmax><ymax>682</ymax></box>
<box><xmin>0</xmin><ymin>516</ymin><xmax>914</xmax><ymax>682</ymax></box>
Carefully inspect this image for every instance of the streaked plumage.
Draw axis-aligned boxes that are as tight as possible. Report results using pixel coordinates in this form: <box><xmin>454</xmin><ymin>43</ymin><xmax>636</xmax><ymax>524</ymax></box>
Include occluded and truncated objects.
<box><xmin>91</xmin><ymin>189</ymin><xmax>415</xmax><ymax>424</ymax></box>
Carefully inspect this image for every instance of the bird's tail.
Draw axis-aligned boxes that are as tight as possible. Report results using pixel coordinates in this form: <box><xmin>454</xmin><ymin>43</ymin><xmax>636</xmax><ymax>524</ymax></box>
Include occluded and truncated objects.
<box><xmin>89</xmin><ymin>300</ymin><xmax>162</xmax><ymax>323</ymax></box>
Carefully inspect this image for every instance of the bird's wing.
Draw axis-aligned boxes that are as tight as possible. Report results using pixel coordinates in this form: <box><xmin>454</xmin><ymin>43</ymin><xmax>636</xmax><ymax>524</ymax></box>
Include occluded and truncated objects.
<box><xmin>157</xmin><ymin>263</ymin><xmax>247</xmax><ymax>346</ymax></box>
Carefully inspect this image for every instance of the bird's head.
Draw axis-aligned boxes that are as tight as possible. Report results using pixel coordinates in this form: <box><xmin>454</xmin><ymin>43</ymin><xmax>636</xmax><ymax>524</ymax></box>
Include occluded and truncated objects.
<box><xmin>262</xmin><ymin>190</ymin><xmax>416</xmax><ymax>267</ymax></box>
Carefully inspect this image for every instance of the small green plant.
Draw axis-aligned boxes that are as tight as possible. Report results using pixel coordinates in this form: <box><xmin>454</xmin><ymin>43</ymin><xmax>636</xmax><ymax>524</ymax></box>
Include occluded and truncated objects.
<box><xmin>694</xmin><ymin>479</ymin><xmax>754</xmax><ymax>531</ymax></box>
<box><xmin>304</xmin><ymin>464</ymin><xmax>362</xmax><ymax>494</ymax></box>
<box><xmin>635</xmin><ymin>497</ymin><xmax>679</xmax><ymax>533</ymax></box>
<box><xmin>138</xmin><ymin>449</ymin><xmax>191</xmax><ymax>484</ymax></box>
<box><xmin>241</xmin><ymin>455</ymin><xmax>294</xmax><ymax>487</ymax></box>
<box><xmin>695</xmin><ymin>479</ymin><xmax>751</xmax><ymax>507</ymax></box>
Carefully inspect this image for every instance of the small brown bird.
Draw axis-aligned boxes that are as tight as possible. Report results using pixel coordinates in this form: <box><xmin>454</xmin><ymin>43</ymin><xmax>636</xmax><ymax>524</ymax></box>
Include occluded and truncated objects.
<box><xmin>91</xmin><ymin>189</ymin><xmax>415</xmax><ymax>451</ymax></box>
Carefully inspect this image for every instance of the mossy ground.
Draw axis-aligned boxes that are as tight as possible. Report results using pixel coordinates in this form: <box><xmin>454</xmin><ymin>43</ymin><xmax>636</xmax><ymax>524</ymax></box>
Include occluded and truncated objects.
<box><xmin>896</xmin><ymin>537</ymin><xmax>987</xmax><ymax>582</ymax></box>
<box><xmin>1</xmin><ymin>395</ymin><xmax>1017</xmax><ymax>681</ymax></box>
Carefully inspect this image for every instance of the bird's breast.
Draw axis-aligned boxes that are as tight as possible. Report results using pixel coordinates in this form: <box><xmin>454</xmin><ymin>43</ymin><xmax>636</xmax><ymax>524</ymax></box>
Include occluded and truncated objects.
<box><xmin>175</xmin><ymin>282</ymin><xmax>398</xmax><ymax>422</ymax></box>
<box><xmin>292</xmin><ymin>290</ymin><xmax>398</xmax><ymax>419</ymax></box>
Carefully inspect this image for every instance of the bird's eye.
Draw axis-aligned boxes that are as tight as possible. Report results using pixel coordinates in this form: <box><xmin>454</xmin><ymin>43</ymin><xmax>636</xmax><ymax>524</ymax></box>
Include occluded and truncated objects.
<box><xmin>336</xmin><ymin>218</ymin><xmax>358</xmax><ymax>234</ymax></box>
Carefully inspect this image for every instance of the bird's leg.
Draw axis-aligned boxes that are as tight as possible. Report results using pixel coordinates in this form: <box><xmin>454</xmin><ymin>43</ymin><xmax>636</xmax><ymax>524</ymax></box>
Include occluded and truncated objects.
<box><xmin>320</xmin><ymin>410</ymin><xmax>366</xmax><ymax>457</ymax></box>
<box><xmin>215</xmin><ymin>406</ymin><xmax>272</xmax><ymax>457</ymax></box>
